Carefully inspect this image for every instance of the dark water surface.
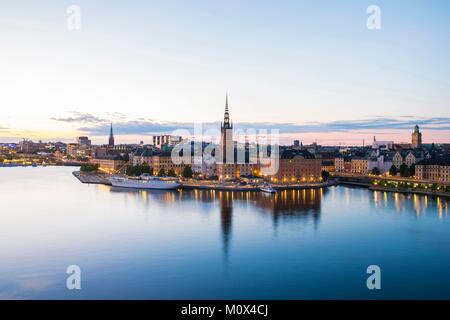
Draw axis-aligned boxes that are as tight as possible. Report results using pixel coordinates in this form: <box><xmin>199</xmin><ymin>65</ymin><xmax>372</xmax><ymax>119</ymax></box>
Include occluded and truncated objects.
<box><xmin>0</xmin><ymin>167</ymin><xmax>449</xmax><ymax>299</ymax></box>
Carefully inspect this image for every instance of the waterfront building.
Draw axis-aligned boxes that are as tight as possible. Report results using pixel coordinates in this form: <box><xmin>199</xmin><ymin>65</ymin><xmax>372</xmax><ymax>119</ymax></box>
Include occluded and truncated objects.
<box><xmin>334</xmin><ymin>157</ymin><xmax>345</xmax><ymax>173</ymax></box>
<box><xmin>393</xmin><ymin>150</ymin><xmax>422</xmax><ymax>169</ymax></box>
<box><xmin>90</xmin><ymin>157</ymin><xmax>125</xmax><ymax>173</ymax></box>
<box><xmin>321</xmin><ymin>160</ymin><xmax>335</xmax><ymax>173</ymax></box>
<box><xmin>271</xmin><ymin>149</ymin><xmax>322</xmax><ymax>183</ymax></box>
<box><xmin>350</xmin><ymin>157</ymin><xmax>369</xmax><ymax>175</ymax></box>
<box><xmin>151</xmin><ymin>152</ymin><xmax>186</xmax><ymax>175</ymax></box>
<box><xmin>415</xmin><ymin>156</ymin><xmax>450</xmax><ymax>182</ymax></box>
<box><xmin>132</xmin><ymin>149</ymin><xmax>155</xmax><ymax>166</ymax></box>
<box><xmin>335</xmin><ymin>156</ymin><xmax>353</xmax><ymax>173</ymax></box>
<box><xmin>412</xmin><ymin>125</ymin><xmax>423</xmax><ymax>149</ymax></box>
<box><xmin>367</xmin><ymin>153</ymin><xmax>393</xmax><ymax>174</ymax></box>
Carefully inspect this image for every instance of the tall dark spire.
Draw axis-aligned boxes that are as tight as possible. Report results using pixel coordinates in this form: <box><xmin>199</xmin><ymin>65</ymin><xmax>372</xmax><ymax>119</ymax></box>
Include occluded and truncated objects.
<box><xmin>223</xmin><ymin>92</ymin><xmax>231</xmax><ymax>129</ymax></box>
<box><xmin>108</xmin><ymin>123</ymin><xmax>115</xmax><ymax>147</ymax></box>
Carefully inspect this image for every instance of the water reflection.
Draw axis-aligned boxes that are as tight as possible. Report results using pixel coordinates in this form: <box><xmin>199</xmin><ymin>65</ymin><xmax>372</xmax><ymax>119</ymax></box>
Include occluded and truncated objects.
<box><xmin>108</xmin><ymin>185</ymin><xmax>450</xmax><ymax>265</ymax></box>
<box><xmin>110</xmin><ymin>187</ymin><xmax>325</xmax><ymax>259</ymax></box>
<box><xmin>218</xmin><ymin>191</ymin><xmax>233</xmax><ymax>260</ymax></box>
<box><xmin>371</xmin><ymin>190</ymin><xmax>449</xmax><ymax>218</ymax></box>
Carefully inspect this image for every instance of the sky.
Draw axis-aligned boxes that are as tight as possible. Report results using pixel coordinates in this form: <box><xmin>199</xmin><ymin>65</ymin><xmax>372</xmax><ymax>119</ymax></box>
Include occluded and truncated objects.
<box><xmin>1</xmin><ymin>0</ymin><xmax>450</xmax><ymax>145</ymax></box>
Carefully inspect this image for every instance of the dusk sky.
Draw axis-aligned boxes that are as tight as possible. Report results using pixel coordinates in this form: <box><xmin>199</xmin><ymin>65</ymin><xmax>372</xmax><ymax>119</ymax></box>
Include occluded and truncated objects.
<box><xmin>1</xmin><ymin>0</ymin><xmax>450</xmax><ymax>145</ymax></box>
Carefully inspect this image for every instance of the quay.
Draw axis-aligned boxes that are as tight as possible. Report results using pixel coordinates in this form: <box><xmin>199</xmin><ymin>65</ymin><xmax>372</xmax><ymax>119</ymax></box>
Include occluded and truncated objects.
<box><xmin>72</xmin><ymin>171</ymin><xmax>335</xmax><ymax>191</ymax></box>
<box><xmin>72</xmin><ymin>171</ymin><xmax>450</xmax><ymax>197</ymax></box>
<box><xmin>73</xmin><ymin>171</ymin><xmax>112</xmax><ymax>185</ymax></box>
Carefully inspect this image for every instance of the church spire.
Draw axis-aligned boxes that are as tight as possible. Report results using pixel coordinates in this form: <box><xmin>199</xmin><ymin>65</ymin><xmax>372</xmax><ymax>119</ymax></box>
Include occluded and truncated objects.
<box><xmin>223</xmin><ymin>92</ymin><xmax>231</xmax><ymax>128</ymax></box>
<box><xmin>108</xmin><ymin>123</ymin><xmax>115</xmax><ymax>147</ymax></box>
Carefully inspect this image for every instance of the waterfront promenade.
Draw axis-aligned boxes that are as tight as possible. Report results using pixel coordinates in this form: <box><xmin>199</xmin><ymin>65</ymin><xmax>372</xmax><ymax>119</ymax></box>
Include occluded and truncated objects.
<box><xmin>72</xmin><ymin>171</ymin><xmax>334</xmax><ymax>191</ymax></box>
<box><xmin>72</xmin><ymin>171</ymin><xmax>450</xmax><ymax>197</ymax></box>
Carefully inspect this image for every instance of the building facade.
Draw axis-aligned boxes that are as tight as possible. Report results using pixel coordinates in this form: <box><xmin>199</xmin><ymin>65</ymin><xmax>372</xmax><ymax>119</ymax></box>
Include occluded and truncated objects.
<box><xmin>272</xmin><ymin>149</ymin><xmax>322</xmax><ymax>183</ymax></box>
<box><xmin>415</xmin><ymin>157</ymin><xmax>450</xmax><ymax>182</ymax></box>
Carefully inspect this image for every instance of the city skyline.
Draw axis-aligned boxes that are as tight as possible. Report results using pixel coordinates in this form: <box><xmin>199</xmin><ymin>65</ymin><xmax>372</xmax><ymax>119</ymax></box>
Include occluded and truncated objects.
<box><xmin>1</xmin><ymin>1</ymin><xmax>450</xmax><ymax>144</ymax></box>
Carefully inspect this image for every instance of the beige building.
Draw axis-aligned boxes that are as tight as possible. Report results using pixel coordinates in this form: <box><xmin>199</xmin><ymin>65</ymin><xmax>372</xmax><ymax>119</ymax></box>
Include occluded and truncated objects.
<box><xmin>271</xmin><ymin>150</ymin><xmax>322</xmax><ymax>183</ymax></box>
<box><xmin>415</xmin><ymin>157</ymin><xmax>450</xmax><ymax>182</ymax></box>
<box><xmin>350</xmin><ymin>158</ymin><xmax>369</xmax><ymax>175</ymax></box>
<box><xmin>90</xmin><ymin>158</ymin><xmax>125</xmax><ymax>173</ymax></box>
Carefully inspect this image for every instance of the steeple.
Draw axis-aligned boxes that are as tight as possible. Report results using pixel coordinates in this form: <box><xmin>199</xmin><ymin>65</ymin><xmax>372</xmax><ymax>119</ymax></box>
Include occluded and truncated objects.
<box><xmin>223</xmin><ymin>92</ymin><xmax>232</xmax><ymax>129</ymax></box>
<box><xmin>108</xmin><ymin>123</ymin><xmax>115</xmax><ymax>147</ymax></box>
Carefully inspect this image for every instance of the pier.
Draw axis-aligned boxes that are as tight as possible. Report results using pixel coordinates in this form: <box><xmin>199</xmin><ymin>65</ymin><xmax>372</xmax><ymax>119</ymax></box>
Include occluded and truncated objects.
<box><xmin>72</xmin><ymin>171</ymin><xmax>335</xmax><ymax>191</ymax></box>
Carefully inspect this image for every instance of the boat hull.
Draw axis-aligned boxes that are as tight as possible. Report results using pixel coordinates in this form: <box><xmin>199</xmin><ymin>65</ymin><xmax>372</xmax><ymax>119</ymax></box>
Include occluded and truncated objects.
<box><xmin>260</xmin><ymin>188</ymin><xmax>276</xmax><ymax>194</ymax></box>
<box><xmin>111</xmin><ymin>180</ymin><xmax>180</xmax><ymax>190</ymax></box>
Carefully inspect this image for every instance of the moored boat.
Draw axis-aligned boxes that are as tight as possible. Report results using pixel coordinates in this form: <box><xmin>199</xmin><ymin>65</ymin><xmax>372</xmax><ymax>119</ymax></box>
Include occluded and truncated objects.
<box><xmin>110</xmin><ymin>175</ymin><xmax>180</xmax><ymax>190</ymax></box>
<box><xmin>260</xmin><ymin>185</ymin><xmax>276</xmax><ymax>194</ymax></box>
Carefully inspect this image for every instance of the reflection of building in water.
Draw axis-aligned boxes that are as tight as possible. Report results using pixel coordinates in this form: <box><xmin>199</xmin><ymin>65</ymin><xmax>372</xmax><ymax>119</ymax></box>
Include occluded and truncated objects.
<box><xmin>218</xmin><ymin>191</ymin><xmax>233</xmax><ymax>260</ymax></box>
<box><xmin>253</xmin><ymin>189</ymin><xmax>323</xmax><ymax>228</ymax></box>
<box><xmin>371</xmin><ymin>189</ymin><xmax>449</xmax><ymax>218</ymax></box>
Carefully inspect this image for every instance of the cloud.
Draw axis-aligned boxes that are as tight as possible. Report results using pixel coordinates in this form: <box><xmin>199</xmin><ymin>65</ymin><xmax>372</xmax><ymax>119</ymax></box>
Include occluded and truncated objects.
<box><xmin>71</xmin><ymin>116</ymin><xmax>450</xmax><ymax>136</ymax></box>
<box><xmin>51</xmin><ymin>111</ymin><xmax>107</xmax><ymax>124</ymax></box>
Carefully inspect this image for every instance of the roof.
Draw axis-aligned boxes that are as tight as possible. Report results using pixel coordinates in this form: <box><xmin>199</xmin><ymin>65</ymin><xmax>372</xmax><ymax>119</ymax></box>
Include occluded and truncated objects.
<box><xmin>280</xmin><ymin>149</ymin><xmax>315</xmax><ymax>160</ymax></box>
<box><xmin>418</xmin><ymin>156</ymin><xmax>450</xmax><ymax>166</ymax></box>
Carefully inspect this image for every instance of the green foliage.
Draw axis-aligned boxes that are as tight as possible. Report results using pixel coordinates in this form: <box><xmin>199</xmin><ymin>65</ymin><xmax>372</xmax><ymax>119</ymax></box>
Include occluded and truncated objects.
<box><xmin>126</xmin><ymin>163</ymin><xmax>152</xmax><ymax>176</ymax></box>
<box><xmin>182</xmin><ymin>166</ymin><xmax>193</xmax><ymax>179</ymax></box>
<box><xmin>409</xmin><ymin>164</ymin><xmax>415</xmax><ymax>177</ymax></box>
<box><xmin>371</xmin><ymin>167</ymin><xmax>380</xmax><ymax>175</ymax></box>
<box><xmin>321</xmin><ymin>170</ymin><xmax>330</xmax><ymax>181</ymax></box>
<box><xmin>80</xmin><ymin>164</ymin><xmax>100</xmax><ymax>172</ymax></box>
<box><xmin>157</xmin><ymin>168</ymin><xmax>166</xmax><ymax>177</ymax></box>
<box><xmin>167</xmin><ymin>169</ymin><xmax>176</xmax><ymax>177</ymax></box>
<box><xmin>389</xmin><ymin>165</ymin><xmax>398</xmax><ymax>176</ymax></box>
<box><xmin>399</xmin><ymin>163</ymin><xmax>409</xmax><ymax>177</ymax></box>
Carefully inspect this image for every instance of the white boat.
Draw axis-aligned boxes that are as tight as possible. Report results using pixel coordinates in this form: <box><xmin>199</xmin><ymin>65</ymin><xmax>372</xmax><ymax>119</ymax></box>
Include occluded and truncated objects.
<box><xmin>110</xmin><ymin>175</ymin><xmax>180</xmax><ymax>190</ymax></box>
<box><xmin>260</xmin><ymin>186</ymin><xmax>276</xmax><ymax>194</ymax></box>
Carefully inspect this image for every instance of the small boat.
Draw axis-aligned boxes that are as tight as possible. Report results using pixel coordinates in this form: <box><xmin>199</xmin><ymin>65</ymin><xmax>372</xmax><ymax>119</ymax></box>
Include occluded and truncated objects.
<box><xmin>32</xmin><ymin>162</ymin><xmax>38</xmax><ymax>167</ymax></box>
<box><xmin>260</xmin><ymin>185</ymin><xmax>276</xmax><ymax>194</ymax></box>
<box><xmin>110</xmin><ymin>175</ymin><xmax>180</xmax><ymax>190</ymax></box>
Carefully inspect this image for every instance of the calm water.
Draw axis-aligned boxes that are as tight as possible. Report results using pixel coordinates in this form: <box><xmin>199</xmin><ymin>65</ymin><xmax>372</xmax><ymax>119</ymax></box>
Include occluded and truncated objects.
<box><xmin>1</xmin><ymin>166</ymin><xmax>450</xmax><ymax>299</ymax></box>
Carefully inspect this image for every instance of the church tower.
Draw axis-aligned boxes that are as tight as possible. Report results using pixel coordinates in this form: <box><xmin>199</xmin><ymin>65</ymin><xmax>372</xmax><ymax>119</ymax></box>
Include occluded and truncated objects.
<box><xmin>412</xmin><ymin>124</ymin><xmax>422</xmax><ymax>149</ymax></box>
<box><xmin>108</xmin><ymin>123</ymin><xmax>115</xmax><ymax>147</ymax></box>
<box><xmin>220</xmin><ymin>93</ymin><xmax>233</xmax><ymax>164</ymax></box>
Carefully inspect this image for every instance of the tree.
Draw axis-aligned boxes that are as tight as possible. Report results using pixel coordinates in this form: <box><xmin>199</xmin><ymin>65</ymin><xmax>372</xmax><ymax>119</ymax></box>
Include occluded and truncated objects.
<box><xmin>408</xmin><ymin>164</ymin><xmax>416</xmax><ymax>177</ymax></box>
<box><xmin>182</xmin><ymin>166</ymin><xmax>193</xmax><ymax>179</ymax></box>
<box><xmin>371</xmin><ymin>167</ymin><xmax>380</xmax><ymax>176</ymax></box>
<box><xmin>399</xmin><ymin>163</ymin><xmax>409</xmax><ymax>177</ymax></box>
<box><xmin>126</xmin><ymin>163</ymin><xmax>152</xmax><ymax>176</ymax></box>
<box><xmin>157</xmin><ymin>168</ymin><xmax>166</xmax><ymax>177</ymax></box>
<box><xmin>167</xmin><ymin>169</ymin><xmax>176</xmax><ymax>177</ymax></box>
<box><xmin>80</xmin><ymin>164</ymin><xmax>99</xmax><ymax>172</ymax></box>
<box><xmin>321</xmin><ymin>170</ymin><xmax>330</xmax><ymax>182</ymax></box>
<box><xmin>389</xmin><ymin>165</ymin><xmax>398</xmax><ymax>176</ymax></box>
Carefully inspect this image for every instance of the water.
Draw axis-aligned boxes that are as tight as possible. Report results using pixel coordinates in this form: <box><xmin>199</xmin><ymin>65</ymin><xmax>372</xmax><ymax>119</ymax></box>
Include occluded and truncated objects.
<box><xmin>0</xmin><ymin>166</ymin><xmax>449</xmax><ymax>299</ymax></box>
